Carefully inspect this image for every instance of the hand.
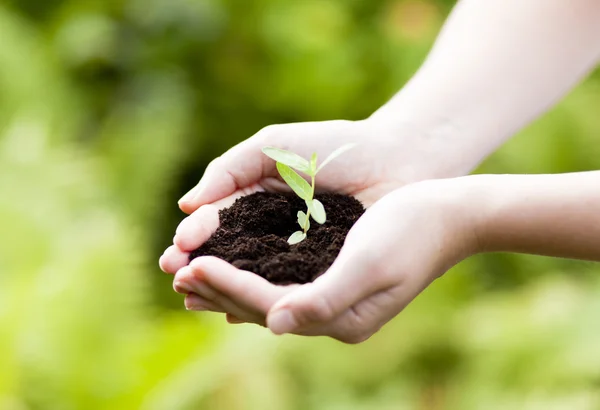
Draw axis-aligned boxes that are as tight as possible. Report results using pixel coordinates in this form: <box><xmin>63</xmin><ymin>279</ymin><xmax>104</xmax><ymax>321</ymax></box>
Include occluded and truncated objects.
<box><xmin>169</xmin><ymin>178</ymin><xmax>482</xmax><ymax>343</ymax></box>
<box><xmin>160</xmin><ymin>118</ymin><xmax>471</xmax><ymax>276</ymax></box>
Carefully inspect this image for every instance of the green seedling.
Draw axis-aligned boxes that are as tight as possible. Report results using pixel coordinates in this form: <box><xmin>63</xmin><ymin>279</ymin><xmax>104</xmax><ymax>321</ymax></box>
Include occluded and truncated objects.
<box><xmin>262</xmin><ymin>143</ymin><xmax>357</xmax><ymax>244</ymax></box>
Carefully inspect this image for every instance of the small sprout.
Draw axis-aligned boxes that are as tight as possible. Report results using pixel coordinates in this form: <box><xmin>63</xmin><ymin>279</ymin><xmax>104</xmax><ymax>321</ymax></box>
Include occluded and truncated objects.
<box><xmin>297</xmin><ymin>210</ymin><xmax>310</xmax><ymax>231</ymax></box>
<box><xmin>306</xmin><ymin>198</ymin><xmax>326</xmax><ymax>224</ymax></box>
<box><xmin>262</xmin><ymin>143</ymin><xmax>357</xmax><ymax>244</ymax></box>
<box><xmin>288</xmin><ymin>231</ymin><xmax>307</xmax><ymax>245</ymax></box>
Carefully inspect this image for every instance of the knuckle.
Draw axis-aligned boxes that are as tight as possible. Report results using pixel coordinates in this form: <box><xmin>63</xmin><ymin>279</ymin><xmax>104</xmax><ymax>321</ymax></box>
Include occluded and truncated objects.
<box><xmin>205</xmin><ymin>156</ymin><xmax>223</xmax><ymax>174</ymax></box>
<box><xmin>173</xmin><ymin>234</ymin><xmax>186</xmax><ymax>249</ymax></box>
<box><xmin>337</xmin><ymin>311</ymin><xmax>377</xmax><ymax>345</ymax></box>
<box><xmin>188</xmin><ymin>258</ymin><xmax>207</xmax><ymax>276</ymax></box>
<box><xmin>255</xmin><ymin>124</ymin><xmax>283</xmax><ymax>143</ymax></box>
<box><xmin>175</xmin><ymin>217</ymin><xmax>189</xmax><ymax>236</ymax></box>
<box><xmin>293</xmin><ymin>294</ymin><xmax>337</xmax><ymax>325</ymax></box>
<box><xmin>197</xmin><ymin>203</ymin><xmax>217</xmax><ymax>219</ymax></box>
<box><xmin>355</xmin><ymin>252</ymin><xmax>398</xmax><ymax>287</ymax></box>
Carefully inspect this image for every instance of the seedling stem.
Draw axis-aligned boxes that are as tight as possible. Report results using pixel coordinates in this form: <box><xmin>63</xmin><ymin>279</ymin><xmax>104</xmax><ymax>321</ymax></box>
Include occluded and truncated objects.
<box><xmin>262</xmin><ymin>143</ymin><xmax>357</xmax><ymax>244</ymax></box>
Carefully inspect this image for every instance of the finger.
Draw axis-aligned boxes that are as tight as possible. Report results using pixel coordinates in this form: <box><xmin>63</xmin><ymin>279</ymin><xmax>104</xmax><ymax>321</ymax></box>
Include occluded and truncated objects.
<box><xmin>185</xmin><ymin>293</ymin><xmax>226</xmax><ymax>313</ymax></box>
<box><xmin>284</xmin><ymin>191</ymin><xmax>442</xmax><ymax>339</ymax></box>
<box><xmin>265</xmin><ymin>258</ymin><xmax>391</xmax><ymax>335</ymax></box>
<box><xmin>159</xmin><ymin>245</ymin><xmax>190</xmax><ymax>274</ymax></box>
<box><xmin>178</xmin><ymin>120</ymin><xmax>365</xmax><ymax>214</ymax></box>
<box><xmin>299</xmin><ymin>288</ymin><xmax>400</xmax><ymax>344</ymax></box>
<box><xmin>265</xmin><ymin>220</ymin><xmax>396</xmax><ymax>335</ymax></box>
<box><xmin>175</xmin><ymin>192</ymin><xmax>260</xmax><ymax>251</ymax></box>
<box><xmin>174</xmin><ymin>262</ymin><xmax>270</xmax><ymax>325</ymax></box>
<box><xmin>310</xmin><ymin>273</ymin><xmax>432</xmax><ymax>344</ymax></box>
<box><xmin>174</xmin><ymin>204</ymin><xmax>220</xmax><ymax>251</ymax></box>
<box><xmin>226</xmin><ymin>313</ymin><xmax>245</xmax><ymax>324</ymax></box>
<box><xmin>174</xmin><ymin>271</ymin><xmax>218</xmax><ymax>297</ymax></box>
<box><xmin>178</xmin><ymin>133</ymin><xmax>275</xmax><ymax>214</ymax></box>
<box><xmin>194</xmin><ymin>256</ymin><xmax>298</xmax><ymax>314</ymax></box>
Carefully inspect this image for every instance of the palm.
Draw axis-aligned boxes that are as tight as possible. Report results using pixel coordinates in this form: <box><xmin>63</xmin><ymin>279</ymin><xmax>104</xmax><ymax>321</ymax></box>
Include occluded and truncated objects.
<box><xmin>160</xmin><ymin>119</ymin><xmax>438</xmax><ymax>327</ymax></box>
<box><xmin>179</xmin><ymin>120</ymin><xmax>410</xmax><ymax>215</ymax></box>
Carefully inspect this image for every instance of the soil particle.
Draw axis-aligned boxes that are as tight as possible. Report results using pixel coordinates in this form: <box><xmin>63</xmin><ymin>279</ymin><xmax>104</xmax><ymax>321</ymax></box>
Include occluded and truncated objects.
<box><xmin>189</xmin><ymin>192</ymin><xmax>365</xmax><ymax>284</ymax></box>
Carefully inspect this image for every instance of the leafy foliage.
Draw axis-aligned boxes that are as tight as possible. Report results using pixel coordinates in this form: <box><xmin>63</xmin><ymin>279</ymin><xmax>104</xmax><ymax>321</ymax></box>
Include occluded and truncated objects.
<box><xmin>263</xmin><ymin>144</ymin><xmax>356</xmax><ymax>243</ymax></box>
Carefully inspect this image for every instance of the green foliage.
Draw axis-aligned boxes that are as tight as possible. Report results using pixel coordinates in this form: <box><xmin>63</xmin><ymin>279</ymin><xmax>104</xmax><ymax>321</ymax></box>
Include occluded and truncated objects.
<box><xmin>264</xmin><ymin>144</ymin><xmax>355</xmax><ymax>243</ymax></box>
<box><xmin>1</xmin><ymin>0</ymin><xmax>600</xmax><ymax>409</ymax></box>
<box><xmin>306</xmin><ymin>198</ymin><xmax>326</xmax><ymax>225</ymax></box>
<box><xmin>262</xmin><ymin>147</ymin><xmax>311</xmax><ymax>174</ymax></box>
<box><xmin>275</xmin><ymin>162</ymin><xmax>313</xmax><ymax>202</ymax></box>
<box><xmin>316</xmin><ymin>143</ymin><xmax>357</xmax><ymax>173</ymax></box>
<box><xmin>287</xmin><ymin>231</ymin><xmax>307</xmax><ymax>246</ymax></box>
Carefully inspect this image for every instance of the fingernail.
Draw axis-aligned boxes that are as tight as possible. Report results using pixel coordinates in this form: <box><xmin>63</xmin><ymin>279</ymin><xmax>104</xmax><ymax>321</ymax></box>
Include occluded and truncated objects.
<box><xmin>185</xmin><ymin>301</ymin><xmax>207</xmax><ymax>311</ymax></box>
<box><xmin>268</xmin><ymin>309</ymin><xmax>297</xmax><ymax>335</ymax></box>
<box><xmin>173</xmin><ymin>280</ymin><xmax>192</xmax><ymax>294</ymax></box>
<box><xmin>178</xmin><ymin>186</ymin><xmax>198</xmax><ymax>205</ymax></box>
<box><xmin>158</xmin><ymin>254</ymin><xmax>167</xmax><ymax>272</ymax></box>
<box><xmin>191</xmin><ymin>186</ymin><xmax>206</xmax><ymax>203</ymax></box>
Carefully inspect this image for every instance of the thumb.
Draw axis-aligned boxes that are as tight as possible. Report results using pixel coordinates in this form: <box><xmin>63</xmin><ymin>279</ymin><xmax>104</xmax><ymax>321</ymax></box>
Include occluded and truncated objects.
<box><xmin>178</xmin><ymin>133</ymin><xmax>273</xmax><ymax>214</ymax></box>
<box><xmin>266</xmin><ymin>248</ymin><xmax>394</xmax><ymax>335</ymax></box>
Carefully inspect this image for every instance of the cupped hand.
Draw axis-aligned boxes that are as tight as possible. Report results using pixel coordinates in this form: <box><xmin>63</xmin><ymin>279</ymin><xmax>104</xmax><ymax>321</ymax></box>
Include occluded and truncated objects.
<box><xmin>160</xmin><ymin>118</ymin><xmax>466</xmax><ymax>276</ymax></box>
<box><xmin>179</xmin><ymin>119</ymin><xmax>433</xmax><ymax>214</ymax></box>
<box><xmin>167</xmin><ymin>178</ymin><xmax>482</xmax><ymax>343</ymax></box>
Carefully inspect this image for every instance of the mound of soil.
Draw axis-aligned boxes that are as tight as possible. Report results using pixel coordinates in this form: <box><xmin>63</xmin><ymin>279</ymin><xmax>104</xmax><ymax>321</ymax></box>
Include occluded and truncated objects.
<box><xmin>189</xmin><ymin>192</ymin><xmax>365</xmax><ymax>284</ymax></box>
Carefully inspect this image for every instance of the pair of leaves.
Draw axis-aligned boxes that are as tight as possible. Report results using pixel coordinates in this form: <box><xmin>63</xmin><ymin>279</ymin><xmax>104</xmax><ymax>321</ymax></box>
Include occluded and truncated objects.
<box><xmin>263</xmin><ymin>147</ymin><xmax>311</xmax><ymax>175</ymax></box>
<box><xmin>262</xmin><ymin>143</ymin><xmax>357</xmax><ymax>245</ymax></box>
<box><xmin>288</xmin><ymin>199</ymin><xmax>326</xmax><ymax>244</ymax></box>
<box><xmin>276</xmin><ymin>162</ymin><xmax>325</xmax><ymax>244</ymax></box>
<box><xmin>266</xmin><ymin>143</ymin><xmax>357</xmax><ymax>204</ymax></box>
<box><xmin>296</xmin><ymin>203</ymin><xmax>325</xmax><ymax>228</ymax></box>
<box><xmin>275</xmin><ymin>161</ymin><xmax>326</xmax><ymax>221</ymax></box>
<box><xmin>263</xmin><ymin>143</ymin><xmax>357</xmax><ymax>177</ymax></box>
<box><xmin>291</xmin><ymin>206</ymin><xmax>323</xmax><ymax>244</ymax></box>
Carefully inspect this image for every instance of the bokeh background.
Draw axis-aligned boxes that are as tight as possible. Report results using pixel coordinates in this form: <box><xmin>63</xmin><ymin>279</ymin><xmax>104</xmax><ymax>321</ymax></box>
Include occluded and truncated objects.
<box><xmin>2</xmin><ymin>0</ymin><xmax>600</xmax><ymax>409</ymax></box>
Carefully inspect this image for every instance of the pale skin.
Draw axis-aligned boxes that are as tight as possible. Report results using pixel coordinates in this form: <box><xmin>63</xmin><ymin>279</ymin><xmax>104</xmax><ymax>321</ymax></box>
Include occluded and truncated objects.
<box><xmin>160</xmin><ymin>0</ymin><xmax>600</xmax><ymax>343</ymax></box>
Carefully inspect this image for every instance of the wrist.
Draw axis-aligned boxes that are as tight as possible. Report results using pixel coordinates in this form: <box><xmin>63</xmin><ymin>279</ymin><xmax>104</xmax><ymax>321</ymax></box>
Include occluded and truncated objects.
<box><xmin>448</xmin><ymin>174</ymin><xmax>513</xmax><ymax>255</ymax></box>
<box><xmin>399</xmin><ymin>177</ymin><xmax>489</xmax><ymax>269</ymax></box>
<box><xmin>428</xmin><ymin>175</ymin><xmax>498</xmax><ymax>258</ymax></box>
<box><xmin>363</xmin><ymin>104</ymin><xmax>485</xmax><ymax>182</ymax></box>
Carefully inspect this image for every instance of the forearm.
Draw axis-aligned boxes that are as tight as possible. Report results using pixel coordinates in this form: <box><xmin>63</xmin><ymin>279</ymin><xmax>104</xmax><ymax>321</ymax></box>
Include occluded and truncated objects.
<box><xmin>370</xmin><ymin>0</ymin><xmax>600</xmax><ymax>176</ymax></box>
<box><xmin>471</xmin><ymin>172</ymin><xmax>600</xmax><ymax>261</ymax></box>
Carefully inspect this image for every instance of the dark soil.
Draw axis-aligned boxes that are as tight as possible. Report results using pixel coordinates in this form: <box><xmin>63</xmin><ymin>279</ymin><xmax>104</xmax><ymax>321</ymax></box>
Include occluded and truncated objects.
<box><xmin>189</xmin><ymin>192</ymin><xmax>365</xmax><ymax>284</ymax></box>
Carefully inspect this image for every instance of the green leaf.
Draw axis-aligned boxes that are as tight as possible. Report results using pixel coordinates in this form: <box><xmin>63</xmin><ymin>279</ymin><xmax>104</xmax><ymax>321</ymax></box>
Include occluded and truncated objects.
<box><xmin>276</xmin><ymin>162</ymin><xmax>313</xmax><ymax>201</ymax></box>
<box><xmin>262</xmin><ymin>147</ymin><xmax>310</xmax><ymax>173</ymax></box>
<box><xmin>288</xmin><ymin>231</ymin><xmax>306</xmax><ymax>245</ymax></box>
<box><xmin>316</xmin><ymin>143</ymin><xmax>358</xmax><ymax>174</ymax></box>
<box><xmin>297</xmin><ymin>210</ymin><xmax>310</xmax><ymax>230</ymax></box>
<box><xmin>306</xmin><ymin>198</ymin><xmax>326</xmax><ymax>224</ymax></box>
<box><xmin>310</xmin><ymin>152</ymin><xmax>318</xmax><ymax>176</ymax></box>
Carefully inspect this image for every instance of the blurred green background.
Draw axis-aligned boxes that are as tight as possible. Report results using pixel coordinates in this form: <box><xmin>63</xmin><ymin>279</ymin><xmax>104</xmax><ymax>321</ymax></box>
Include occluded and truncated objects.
<box><xmin>1</xmin><ymin>0</ymin><xmax>600</xmax><ymax>409</ymax></box>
